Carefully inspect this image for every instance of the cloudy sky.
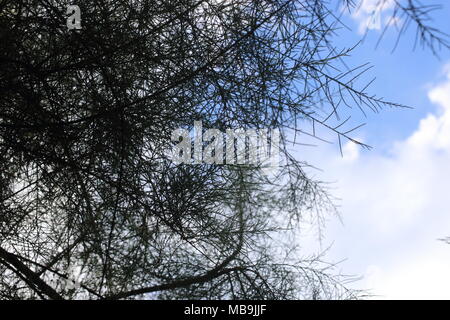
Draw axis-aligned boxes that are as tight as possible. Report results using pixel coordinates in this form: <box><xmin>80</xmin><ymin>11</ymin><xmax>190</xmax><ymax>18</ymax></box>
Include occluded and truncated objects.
<box><xmin>296</xmin><ymin>0</ymin><xmax>450</xmax><ymax>299</ymax></box>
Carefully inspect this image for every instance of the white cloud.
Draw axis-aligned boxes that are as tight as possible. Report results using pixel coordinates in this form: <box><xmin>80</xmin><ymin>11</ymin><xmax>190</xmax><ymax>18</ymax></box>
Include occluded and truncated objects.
<box><xmin>363</xmin><ymin>244</ymin><xmax>450</xmax><ymax>299</ymax></box>
<box><xmin>350</xmin><ymin>0</ymin><xmax>396</xmax><ymax>34</ymax></box>
<box><xmin>342</xmin><ymin>141</ymin><xmax>361</xmax><ymax>163</ymax></box>
<box><xmin>299</xmin><ymin>64</ymin><xmax>450</xmax><ymax>299</ymax></box>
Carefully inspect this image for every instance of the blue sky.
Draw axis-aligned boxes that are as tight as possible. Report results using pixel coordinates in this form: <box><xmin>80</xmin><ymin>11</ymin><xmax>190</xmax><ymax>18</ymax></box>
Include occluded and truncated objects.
<box><xmin>338</xmin><ymin>1</ymin><xmax>450</xmax><ymax>149</ymax></box>
<box><xmin>295</xmin><ymin>1</ymin><xmax>450</xmax><ymax>299</ymax></box>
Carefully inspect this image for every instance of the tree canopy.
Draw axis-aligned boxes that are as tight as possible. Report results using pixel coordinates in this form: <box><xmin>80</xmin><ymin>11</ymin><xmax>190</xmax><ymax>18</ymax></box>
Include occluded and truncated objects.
<box><xmin>0</xmin><ymin>0</ymin><xmax>447</xmax><ymax>299</ymax></box>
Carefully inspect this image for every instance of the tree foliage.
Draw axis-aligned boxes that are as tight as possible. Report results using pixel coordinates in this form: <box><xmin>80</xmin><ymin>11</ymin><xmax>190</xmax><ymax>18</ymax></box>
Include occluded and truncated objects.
<box><xmin>0</xmin><ymin>0</ymin><xmax>447</xmax><ymax>299</ymax></box>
